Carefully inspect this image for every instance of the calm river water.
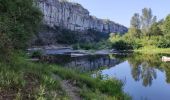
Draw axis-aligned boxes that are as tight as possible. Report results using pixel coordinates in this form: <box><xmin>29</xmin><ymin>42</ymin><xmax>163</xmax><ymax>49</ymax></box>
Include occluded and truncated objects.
<box><xmin>100</xmin><ymin>53</ymin><xmax>170</xmax><ymax>100</ymax></box>
<box><xmin>43</xmin><ymin>53</ymin><xmax>170</xmax><ymax>100</ymax></box>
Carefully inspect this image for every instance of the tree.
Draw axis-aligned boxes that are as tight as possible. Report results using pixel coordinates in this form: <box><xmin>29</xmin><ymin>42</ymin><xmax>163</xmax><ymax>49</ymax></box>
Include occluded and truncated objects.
<box><xmin>163</xmin><ymin>14</ymin><xmax>170</xmax><ymax>34</ymax></box>
<box><xmin>152</xmin><ymin>16</ymin><xmax>157</xmax><ymax>25</ymax></box>
<box><xmin>130</xmin><ymin>13</ymin><xmax>141</xmax><ymax>29</ymax></box>
<box><xmin>128</xmin><ymin>13</ymin><xmax>142</xmax><ymax>38</ymax></box>
<box><xmin>148</xmin><ymin>22</ymin><xmax>163</xmax><ymax>37</ymax></box>
<box><xmin>141</xmin><ymin>8</ymin><xmax>157</xmax><ymax>35</ymax></box>
<box><xmin>0</xmin><ymin>0</ymin><xmax>42</xmax><ymax>49</ymax></box>
<box><xmin>127</xmin><ymin>28</ymin><xmax>141</xmax><ymax>38</ymax></box>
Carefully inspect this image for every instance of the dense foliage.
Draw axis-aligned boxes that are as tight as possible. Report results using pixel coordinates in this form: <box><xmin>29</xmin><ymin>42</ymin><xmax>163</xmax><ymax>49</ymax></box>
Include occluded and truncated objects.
<box><xmin>109</xmin><ymin>8</ymin><xmax>170</xmax><ymax>50</ymax></box>
<box><xmin>0</xmin><ymin>0</ymin><xmax>42</xmax><ymax>55</ymax></box>
<box><xmin>73</xmin><ymin>40</ymin><xmax>111</xmax><ymax>50</ymax></box>
<box><xmin>57</xmin><ymin>28</ymin><xmax>79</xmax><ymax>44</ymax></box>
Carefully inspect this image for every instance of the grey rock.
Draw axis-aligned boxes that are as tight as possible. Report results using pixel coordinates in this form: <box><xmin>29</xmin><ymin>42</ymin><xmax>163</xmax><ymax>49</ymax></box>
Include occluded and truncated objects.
<box><xmin>36</xmin><ymin>0</ymin><xmax>127</xmax><ymax>33</ymax></box>
<box><xmin>33</xmin><ymin>0</ymin><xmax>128</xmax><ymax>45</ymax></box>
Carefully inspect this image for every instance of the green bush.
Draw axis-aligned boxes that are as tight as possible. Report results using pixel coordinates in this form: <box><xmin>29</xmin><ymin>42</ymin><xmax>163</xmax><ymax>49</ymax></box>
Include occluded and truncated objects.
<box><xmin>79</xmin><ymin>43</ymin><xmax>95</xmax><ymax>50</ymax></box>
<box><xmin>31</xmin><ymin>51</ymin><xmax>43</xmax><ymax>58</ymax></box>
<box><xmin>111</xmin><ymin>40</ymin><xmax>133</xmax><ymax>50</ymax></box>
<box><xmin>72</xmin><ymin>43</ymin><xmax>97</xmax><ymax>50</ymax></box>
<box><xmin>99</xmin><ymin>79</ymin><xmax>123</xmax><ymax>95</ymax></box>
<box><xmin>0</xmin><ymin>0</ymin><xmax>42</xmax><ymax>51</ymax></box>
<box><xmin>0</xmin><ymin>32</ymin><xmax>12</xmax><ymax>61</ymax></box>
<box><xmin>131</xmin><ymin>42</ymin><xmax>143</xmax><ymax>49</ymax></box>
<box><xmin>72</xmin><ymin>44</ymin><xmax>80</xmax><ymax>50</ymax></box>
<box><xmin>128</xmin><ymin>39</ymin><xmax>143</xmax><ymax>49</ymax></box>
<box><xmin>72</xmin><ymin>40</ymin><xmax>111</xmax><ymax>50</ymax></box>
<box><xmin>157</xmin><ymin>35</ymin><xmax>170</xmax><ymax>48</ymax></box>
<box><xmin>96</xmin><ymin>40</ymin><xmax>112</xmax><ymax>49</ymax></box>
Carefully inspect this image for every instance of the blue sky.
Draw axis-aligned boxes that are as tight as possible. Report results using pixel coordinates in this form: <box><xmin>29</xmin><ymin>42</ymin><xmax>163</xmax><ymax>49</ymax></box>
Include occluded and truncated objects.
<box><xmin>72</xmin><ymin>0</ymin><xmax>170</xmax><ymax>27</ymax></box>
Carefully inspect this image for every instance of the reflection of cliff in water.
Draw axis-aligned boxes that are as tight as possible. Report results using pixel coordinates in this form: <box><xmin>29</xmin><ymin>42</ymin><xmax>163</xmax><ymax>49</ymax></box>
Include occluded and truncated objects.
<box><xmin>42</xmin><ymin>54</ymin><xmax>121</xmax><ymax>71</ymax></box>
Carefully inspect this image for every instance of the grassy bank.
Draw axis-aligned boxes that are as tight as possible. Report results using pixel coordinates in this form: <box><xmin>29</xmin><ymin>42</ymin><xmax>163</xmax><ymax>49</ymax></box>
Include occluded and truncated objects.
<box><xmin>135</xmin><ymin>46</ymin><xmax>170</xmax><ymax>54</ymax></box>
<box><xmin>0</xmin><ymin>53</ymin><xmax>68</xmax><ymax>100</ymax></box>
<box><xmin>0</xmin><ymin>52</ymin><xmax>131</xmax><ymax>100</ymax></box>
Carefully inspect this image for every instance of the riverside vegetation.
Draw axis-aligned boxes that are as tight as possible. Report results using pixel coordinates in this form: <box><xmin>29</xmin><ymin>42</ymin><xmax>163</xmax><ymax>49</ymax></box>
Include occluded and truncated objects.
<box><xmin>0</xmin><ymin>0</ymin><xmax>130</xmax><ymax>99</ymax></box>
<box><xmin>0</xmin><ymin>52</ymin><xmax>131</xmax><ymax>99</ymax></box>
<box><xmin>72</xmin><ymin>9</ymin><xmax>170</xmax><ymax>53</ymax></box>
<box><xmin>109</xmin><ymin>8</ymin><xmax>170</xmax><ymax>53</ymax></box>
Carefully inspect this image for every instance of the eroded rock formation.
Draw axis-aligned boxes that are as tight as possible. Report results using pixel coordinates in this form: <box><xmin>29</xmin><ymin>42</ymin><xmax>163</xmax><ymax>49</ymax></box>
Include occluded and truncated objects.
<box><xmin>33</xmin><ymin>0</ymin><xmax>128</xmax><ymax>45</ymax></box>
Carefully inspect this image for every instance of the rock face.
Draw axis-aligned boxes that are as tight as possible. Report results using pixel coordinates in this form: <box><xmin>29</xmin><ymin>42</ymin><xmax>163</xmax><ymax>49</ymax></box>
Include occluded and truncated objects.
<box><xmin>36</xmin><ymin>0</ymin><xmax>127</xmax><ymax>33</ymax></box>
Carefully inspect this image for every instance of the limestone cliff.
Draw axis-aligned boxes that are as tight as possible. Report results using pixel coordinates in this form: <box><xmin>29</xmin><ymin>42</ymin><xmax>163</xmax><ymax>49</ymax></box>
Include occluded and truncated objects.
<box><xmin>36</xmin><ymin>0</ymin><xmax>127</xmax><ymax>33</ymax></box>
<box><xmin>33</xmin><ymin>0</ymin><xmax>128</xmax><ymax>45</ymax></box>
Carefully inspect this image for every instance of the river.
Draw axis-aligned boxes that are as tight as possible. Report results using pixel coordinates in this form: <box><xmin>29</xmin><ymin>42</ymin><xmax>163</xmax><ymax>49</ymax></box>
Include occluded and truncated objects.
<box><xmin>40</xmin><ymin>52</ymin><xmax>170</xmax><ymax>100</ymax></box>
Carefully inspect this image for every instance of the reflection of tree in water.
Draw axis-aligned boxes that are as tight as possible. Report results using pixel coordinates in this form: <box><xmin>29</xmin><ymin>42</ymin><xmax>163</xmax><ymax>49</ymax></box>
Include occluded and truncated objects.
<box><xmin>141</xmin><ymin>62</ymin><xmax>157</xmax><ymax>87</ymax></box>
<box><xmin>165</xmin><ymin>68</ymin><xmax>170</xmax><ymax>83</ymax></box>
<box><xmin>130</xmin><ymin>61</ymin><xmax>141</xmax><ymax>81</ymax></box>
<box><xmin>162</xmin><ymin>63</ymin><xmax>170</xmax><ymax>83</ymax></box>
<box><xmin>128</xmin><ymin>53</ymin><xmax>162</xmax><ymax>87</ymax></box>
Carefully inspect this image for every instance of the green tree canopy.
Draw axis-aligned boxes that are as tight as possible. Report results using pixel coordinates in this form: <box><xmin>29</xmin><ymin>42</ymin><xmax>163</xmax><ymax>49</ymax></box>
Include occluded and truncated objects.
<box><xmin>148</xmin><ymin>22</ymin><xmax>163</xmax><ymax>37</ymax></box>
<box><xmin>130</xmin><ymin>13</ymin><xmax>141</xmax><ymax>29</ymax></box>
<box><xmin>141</xmin><ymin>8</ymin><xmax>157</xmax><ymax>35</ymax></box>
<box><xmin>163</xmin><ymin>14</ymin><xmax>170</xmax><ymax>35</ymax></box>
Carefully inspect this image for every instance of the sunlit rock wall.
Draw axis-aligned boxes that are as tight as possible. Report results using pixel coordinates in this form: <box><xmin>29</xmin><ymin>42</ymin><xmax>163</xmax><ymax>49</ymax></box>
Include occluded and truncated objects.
<box><xmin>36</xmin><ymin>0</ymin><xmax>128</xmax><ymax>33</ymax></box>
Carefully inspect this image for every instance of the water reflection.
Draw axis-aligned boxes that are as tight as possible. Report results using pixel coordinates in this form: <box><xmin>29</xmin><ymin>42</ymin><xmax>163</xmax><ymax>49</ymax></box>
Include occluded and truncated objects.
<box><xmin>128</xmin><ymin>54</ymin><xmax>159</xmax><ymax>87</ymax></box>
<box><xmin>127</xmin><ymin>53</ymin><xmax>170</xmax><ymax>86</ymax></box>
<box><xmin>42</xmin><ymin>53</ymin><xmax>170</xmax><ymax>85</ymax></box>
<box><xmin>41</xmin><ymin>54</ymin><xmax>122</xmax><ymax>71</ymax></box>
<box><xmin>100</xmin><ymin>53</ymin><xmax>170</xmax><ymax>100</ymax></box>
<box><xmin>41</xmin><ymin>52</ymin><xmax>170</xmax><ymax>100</ymax></box>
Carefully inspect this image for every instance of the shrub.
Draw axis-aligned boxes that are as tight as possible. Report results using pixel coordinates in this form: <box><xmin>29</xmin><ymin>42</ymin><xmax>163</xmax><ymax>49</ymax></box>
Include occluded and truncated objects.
<box><xmin>0</xmin><ymin>0</ymin><xmax>42</xmax><ymax>51</ymax></box>
<box><xmin>157</xmin><ymin>34</ymin><xmax>170</xmax><ymax>48</ymax></box>
<box><xmin>72</xmin><ymin>43</ymin><xmax>97</xmax><ymax>50</ymax></box>
<box><xmin>72</xmin><ymin>40</ymin><xmax>111</xmax><ymax>50</ymax></box>
<box><xmin>157</xmin><ymin>40</ymin><xmax>170</xmax><ymax>48</ymax></box>
<box><xmin>129</xmin><ymin>39</ymin><xmax>143</xmax><ymax>49</ymax></box>
<box><xmin>111</xmin><ymin>40</ymin><xmax>133</xmax><ymax>50</ymax></box>
<box><xmin>31</xmin><ymin>50</ymin><xmax>43</xmax><ymax>58</ymax></box>
<box><xmin>99</xmin><ymin>79</ymin><xmax>123</xmax><ymax>95</ymax></box>
<box><xmin>79</xmin><ymin>43</ymin><xmax>95</xmax><ymax>50</ymax></box>
<box><xmin>0</xmin><ymin>32</ymin><xmax>12</xmax><ymax>61</ymax></box>
<box><xmin>72</xmin><ymin>44</ymin><xmax>80</xmax><ymax>50</ymax></box>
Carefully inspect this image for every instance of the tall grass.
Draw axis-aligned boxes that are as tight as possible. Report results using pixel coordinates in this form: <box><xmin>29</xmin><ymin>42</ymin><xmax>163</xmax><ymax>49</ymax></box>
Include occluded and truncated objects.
<box><xmin>52</xmin><ymin>65</ymin><xmax>131</xmax><ymax>100</ymax></box>
<box><xmin>135</xmin><ymin>46</ymin><xmax>170</xmax><ymax>54</ymax></box>
<box><xmin>0</xmin><ymin>53</ymin><xmax>67</xmax><ymax>99</ymax></box>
